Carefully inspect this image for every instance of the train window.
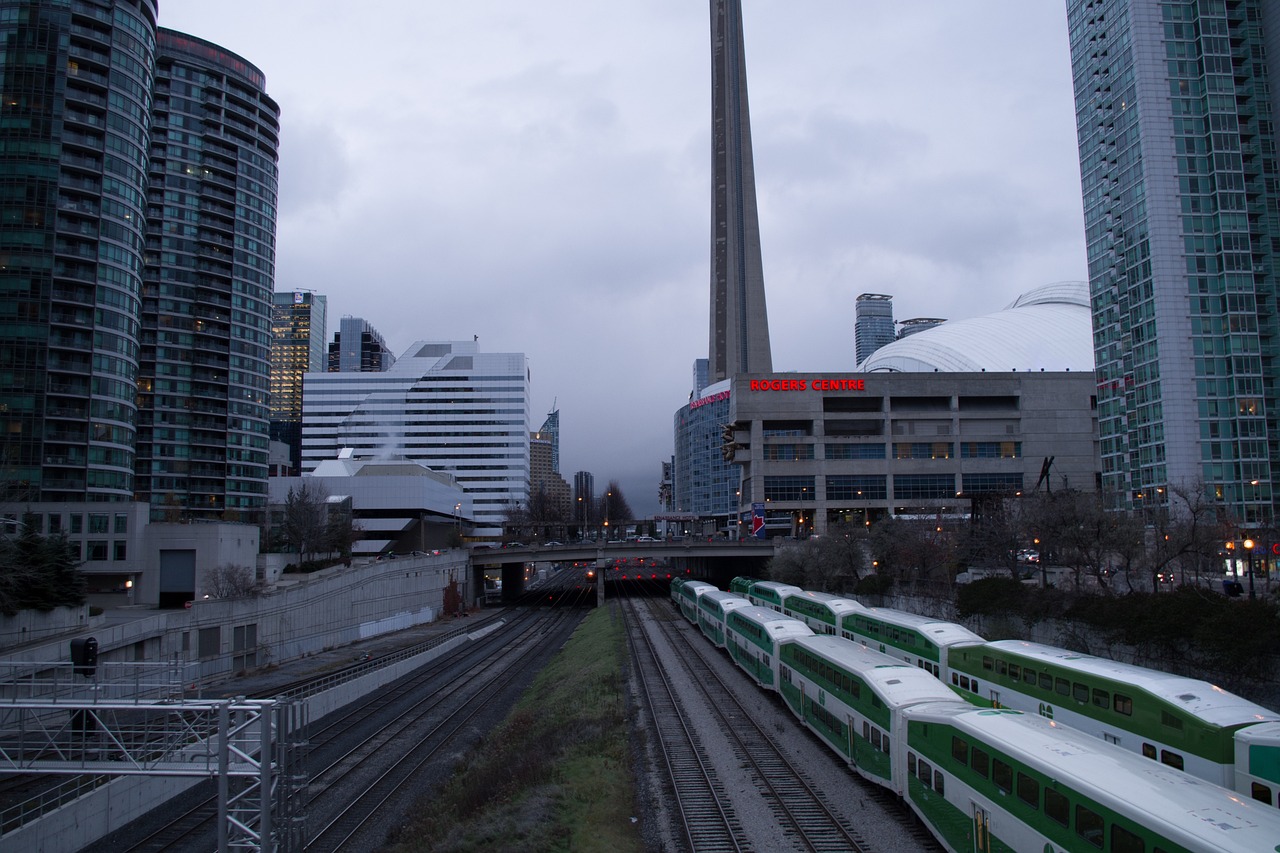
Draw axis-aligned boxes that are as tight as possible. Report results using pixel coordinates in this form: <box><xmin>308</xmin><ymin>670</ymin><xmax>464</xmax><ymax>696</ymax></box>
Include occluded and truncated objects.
<box><xmin>1251</xmin><ymin>782</ymin><xmax>1273</xmax><ymax>805</ymax></box>
<box><xmin>992</xmin><ymin>758</ymin><xmax>1012</xmax><ymax>794</ymax></box>
<box><xmin>1055</xmin><ymin>677</ymin><xmax>1071</xmax><ymax>696</ymax></box>
<box><xmin>960</xmin><ymin>676</ymin><xmax>971</xmax><ymax>690</ymax></box>
<box><xmin>908</xmin><ymin>752</ymin><xmax>917</xmax><ymax>776</ymax></box>
<box><xmin>952</xmin><ymin>673</ymin><xmax>959</xmax><ymax>686</ymax></box>
<box><xmin>918</xmin><ymin>759</ymin><xmax>932</xmax><ymax>785</ymax></box>
<box><xmin>971</xmin><ymin>679</ymin><xmax>980</xmax><ymax>693</ymax></box>
<box><xmin>1160</xmin><ymin>750</ymin><xmax>1184</xmax><ymax>771</ymax></box>
<box><xmin>1008</xmin><ymin>663</ymin><xmax>1021</xmax><ymax>681</ymax></box>
<box><xmin>1024</xmin><ymin>667</ymin><xmax>1037</xmax><ymax>684</ymax></box>
<box><xmin>952</xmin><ymin>736</ymin><xmax>968</xmax><ymax>764</ymax></box>
<box><xmin>1075</xmin><ymin>804</ymin><xmax>1104</xmax><ymax>848</ymax></box>
<box><xmin>996</xmin><ymin>660</ymin><xmax>1007</xmax><ymax>676</ymax></box>
<box><xmin>872</xmin><ymin>728</ymin><xmax>882</xmax><ymax>751</ymax></box>
<box><xmin>933</xmin><ymin>770</ymin><xmax>944</xmax><ymax>795</ymax></box>
<box><xmin>1161</xmin><ymin>711</ymin><xmax>1184</xmax><ymax>731</ymax></box>
<box><xmin>982</xmin><ymin>655</ymin><xmax>994</xmax><ymax>671</ymax></box>
<box><xmin>1045</xmin><ymin>788</ymin><xmax>1069</xmax><ymax>826</ymax></box>
<box><xmin>1073</xmin><ymin>682</ymin><xmax>1089</xmax><ymax>703</ymax></box>
<box><xmin>1039</xmin><ymin>672</ymin><xmax>1053</xmax><ymax>690</ymax></box>
<box><xmin>1115</xmin><ymin>694</ymin><xmax>1133</xmax><ymax>715</ymax></box>
<box><xmin>863</xmin><ymin>721</ymin><xmax>871</xmax><ymax>741</ymax></box>
<box><xmin>932</xmin><ymin>663</ymin><xmax>940</xmax><ymax>676</ymax></box>
<box><xmin>1111</xmin><ymin>823</ymin><xmax>1144</xmax><ymax>853</ymax></box>
<box><xmin>1017</xmin><ymin>772</ymin><xmax>1039</xmax><ymax>808</ymax></box>
<box><xmin>1142</xmin><ymin>743</ymin><xmax>1156</xmax><ymax>760</ymax></box>
<box><xmin>882</xmin><ymin>735</ymin><xmax>891</xmax><ymax>754</ymax></box>
<box><xmin>1092</xmin><ymin>688</ymin><xmax>1109</xmax><ymax>709</ymax></box>
<box><xmin>970</xmin><ymin>745</ymin><xmax>990</xmax><ymax>777</ymax></box>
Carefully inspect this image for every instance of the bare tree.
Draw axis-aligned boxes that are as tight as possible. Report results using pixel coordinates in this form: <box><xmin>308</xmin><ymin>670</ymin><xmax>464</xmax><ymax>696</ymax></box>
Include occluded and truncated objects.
<box><xmin>203</xmin><ymin>564</ymin><xmax>262</xmax><ymax>599</ymax></box>
<box><xmin>283</xmin><ymin>482</ymin><xmax>327</xmax><ymax>563</ymax></box>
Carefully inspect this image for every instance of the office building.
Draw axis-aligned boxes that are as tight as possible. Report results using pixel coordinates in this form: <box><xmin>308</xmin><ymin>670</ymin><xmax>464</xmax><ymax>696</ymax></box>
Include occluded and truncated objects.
<box><xmin>134</xmin><ymin>30</ymin><xmax>280</xmax><ymax>522</ymax></box>
<box><xmin>673</xmin><ymin>379</ymin><xmax>738</xmax><ymax>534</ymax></box>
<box><xmin>855</xmin><ymin>294</ymin><xmax>896</xmax><ymax>365</ymax></box>
<box><xmin>327</xmin><ymin>315</ymin><xmax>395</xmax><ymax>372</ymax></box>
<box><xmin>1067</xmin><ymin>0</ymin><xmax>1280</xmax><ymax>523</ymax></box>
<box><xmin>530</xmin><ymin>430</ymin><xmax>570</xmax><ymax>522</ymax></box>
<box><xmin>270</xmin><ymin>291</ymin><xmax>327</xmax><ymax>473</ymax></box>
<box><xmin>573</xmin><ymin>470</ymin><xmax>595</xmax><ymax>531</ymax></box>
<box><xmin>301</xmin><ymin>340</ymin><xmax>530</xmax><ymax>538</ymax></box>
<box><xmin>708</xmin><ymin>0</ymin><xmax>772</xmax><ymax>382</ymax></box>
<box><xmin>538</xmin><ymin>407</ymin><xmax>561</xmax><ymax>473</ymax></box>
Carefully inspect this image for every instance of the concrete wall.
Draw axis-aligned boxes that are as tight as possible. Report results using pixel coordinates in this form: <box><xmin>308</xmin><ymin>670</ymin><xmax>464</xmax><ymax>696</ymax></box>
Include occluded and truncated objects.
<box><xmin>0</xmin><ymin>606</ymin><xmax>92</xmax><ymax>650</ymax></box>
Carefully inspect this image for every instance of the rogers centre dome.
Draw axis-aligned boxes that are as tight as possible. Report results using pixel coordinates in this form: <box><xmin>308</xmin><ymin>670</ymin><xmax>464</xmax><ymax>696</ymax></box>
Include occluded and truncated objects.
<box><xmin>858</xmin><ymin>281</ymin><xmax>1095</xmax><ymax>373</ymax></box>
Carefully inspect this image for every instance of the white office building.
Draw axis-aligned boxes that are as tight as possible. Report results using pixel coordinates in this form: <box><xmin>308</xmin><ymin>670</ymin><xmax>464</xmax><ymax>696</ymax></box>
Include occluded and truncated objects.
<box><xmin>302</xmin><ymin>341</ymin><xmax>530</xmax><ymax>538</ymax></box>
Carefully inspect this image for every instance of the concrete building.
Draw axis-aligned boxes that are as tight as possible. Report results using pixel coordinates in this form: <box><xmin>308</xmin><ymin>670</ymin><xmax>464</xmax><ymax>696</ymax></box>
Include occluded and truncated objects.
<box><xmin>530</xmin><ymin>430</ymin><xmax>570</xmax><ymax>523</ymax></box>
<box><xmin>1067</xmin><ymin>0</ymin><xmax>1280</xmax><ymax>524</ymax></box>
<box><xmin>269</xmin><ymin>454</ymin><xmax>470</xmax><ymax>557</ymax></box>
<box><xmin>327</xmin><ymin>315</ymin><xmax>396</xmax><ymax>373</ymax></box>
<box><xmin>271</xmin><ymin>291</ymin><xmax>328</xmax><ymax>474</ymax></box>
<box><xmin>728</xmin><ymin>283</ymin><xmax>1100</xmax><ymax>537</ymax></box>
<box><xmin>708</xmin><ymin>0</ymin><xmax>772</xmax><ymax>382</ymax></box>
<box><xmin>301</xmin><ymin>340</ymin><xmax>530</xmax><ymax>539</ymax></box>
<box><xmin>854</xmin><ymin>294</ymin><xmax>896</xmax><ymax>365</ymax></box>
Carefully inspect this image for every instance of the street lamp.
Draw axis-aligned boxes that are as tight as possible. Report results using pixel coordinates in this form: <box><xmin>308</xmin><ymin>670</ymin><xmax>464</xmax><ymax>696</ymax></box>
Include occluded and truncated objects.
<box><xmin>1244</xmin><ymin>538</ymin><xmax>1257</xmax><ymax>600</ymax></box>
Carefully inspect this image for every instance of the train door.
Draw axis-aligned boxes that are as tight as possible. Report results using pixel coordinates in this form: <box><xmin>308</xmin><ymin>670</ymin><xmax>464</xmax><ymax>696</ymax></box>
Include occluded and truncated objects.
<box><xmin>972</xmin><ymin>803</ymin><xmax>992</xmax><ymax>853</ymax></box>
<box><xmin>988</xmin><ymin>689</ymin><xmax>1001</xmax><ymax>709</ymax></box>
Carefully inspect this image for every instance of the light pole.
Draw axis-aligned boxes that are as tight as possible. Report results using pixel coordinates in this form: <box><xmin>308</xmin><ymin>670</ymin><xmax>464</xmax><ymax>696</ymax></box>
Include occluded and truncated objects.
<box><xmin>1244</xmin><ymin>538</ymin><xmax>1257</xmax><ymax>600</ymax></box>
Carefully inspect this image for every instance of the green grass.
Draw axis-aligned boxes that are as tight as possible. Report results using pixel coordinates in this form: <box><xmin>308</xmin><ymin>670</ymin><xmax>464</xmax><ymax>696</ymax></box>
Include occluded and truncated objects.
<box><xmin>385</xmin><ymin>606</ymin><xmax>645</xmax><ymax>853</ymax></box>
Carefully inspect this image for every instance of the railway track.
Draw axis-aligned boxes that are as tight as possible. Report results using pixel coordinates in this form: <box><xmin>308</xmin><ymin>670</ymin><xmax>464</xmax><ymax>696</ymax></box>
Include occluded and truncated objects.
<box><xmin>629</xmin><ymin>594</ymin><xmax>870</xmax><ymax>853</ymax></box>
<box><xmin>94</xmin><ymin>580</ymin><xmax>594</xmax><ymax>852</ymax></box>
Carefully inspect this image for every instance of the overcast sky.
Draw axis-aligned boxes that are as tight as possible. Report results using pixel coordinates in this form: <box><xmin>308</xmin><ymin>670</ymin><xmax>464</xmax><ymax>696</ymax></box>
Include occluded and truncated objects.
<box><xmin>158</xmin><ymin>1</ymin><xmax>1088</xmax><ymax>516</ymax></box>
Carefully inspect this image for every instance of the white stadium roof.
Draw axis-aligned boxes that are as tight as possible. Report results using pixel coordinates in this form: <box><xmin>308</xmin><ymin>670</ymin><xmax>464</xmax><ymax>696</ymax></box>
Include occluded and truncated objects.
<box><xmin>858</xmin><ymin>281</ymin><xmax>1095</xmax><ymax>374</ymax></box>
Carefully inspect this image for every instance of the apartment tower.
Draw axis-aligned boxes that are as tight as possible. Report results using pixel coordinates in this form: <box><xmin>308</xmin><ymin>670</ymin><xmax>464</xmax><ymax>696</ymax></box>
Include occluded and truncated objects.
<box><xmin>1067</xmin><ymin>0</ymin><xmax>1280</xmax><ymax>524</ymax></box>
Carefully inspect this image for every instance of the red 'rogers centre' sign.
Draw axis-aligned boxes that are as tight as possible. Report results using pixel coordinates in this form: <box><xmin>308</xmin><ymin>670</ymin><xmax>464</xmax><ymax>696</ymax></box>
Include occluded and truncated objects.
<box><xmin>750</xmin><ymin>378</ymin><xmax>866</xmax><ymax>391</ymax></box>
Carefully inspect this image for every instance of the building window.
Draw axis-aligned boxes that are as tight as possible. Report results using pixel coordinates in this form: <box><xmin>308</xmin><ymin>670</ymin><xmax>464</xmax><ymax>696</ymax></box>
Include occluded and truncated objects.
<box><xmin>114</xmin><ymin>513</ymin><xmax>128</xmax><ymax>534</ymax></box>
<box><xmin>70</xmin><ymin>514</ymin><xmax>83</xmax><ymax>534</ymax></box>
<box><xmin>89</xmin><ymin>514</ymin><xmax>109</xmax><ymax>534</ymax></box>
<box><xmin>86</xmin><ymin>541</ymin><xmax>108</xmax><ymax>561</ymax></box>
<box><xmin>113</xmin><ymin>541</ymin><xmax>127</xmax><ymax>561</ymax></box>
<box><xmin>961</xmin><ymin>441</ymin><xmax>1021</xmax><ymax>458</ymax></box>
<box><xmin>892</xmin><ymin>474</ymin><xmax>956</xmax><ymax>500</ymax></box>
<box><xmin>825</xmin><ymin>475</ymin><xmax>887</xmax><ymax>501</ymax></box>
<box><xmin>893</xmin><ymin>442</ymin><xmax>953</xmax><ymax>459</ymax></box>
<box><xmin>47</xmin><ymin>514</ymin><xmax>62</xmax><ymax>533</ymax></box>
<box><xmin>962</xmin><ymin>473</ymin><xmax>1024</xmax><ymax>494</ymax></box>
<box><xmin>763</xmin><ymin>476</ymin><xmax>816</xmax><ymax>502</ymax></box>
<box><xmin>198</xmin><ymin>627</ymin><xmax>220</xmax><ymax>660</ymax></box>
<box><xmin>825</xmin><ymin>443</ymin><xmax>885</xmax><ymax>460</ymax></box>
<box><xmin>763</xmin><ymin>444</ymin><xmax>815</xmax><ymax>461</ymax></box>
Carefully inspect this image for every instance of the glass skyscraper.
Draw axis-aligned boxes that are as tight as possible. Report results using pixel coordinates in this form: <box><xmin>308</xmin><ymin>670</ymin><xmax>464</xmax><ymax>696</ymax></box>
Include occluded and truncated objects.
<box><xmin>0</xmin><ymin>0</ymin><xmax>158</xmax><ymax>504</ymax></box>
<box><xmin>1067</xmin><ymin>0</ymin><xmax>1280</xmax><ymax>524</ymax></box>
<box><xmin>135</xmin><ymin>29</ymin><xmax>279</xmax><ymax>521</ymax></box>
<box><xmin>270</xmin><ymin>290</ymin><xmax>327</xmax><ymax>474</ymax></box>
<box><xmin>854</xmin><ymin>293</ymin><xmax>895</xmax><ymax>366</ymax></box>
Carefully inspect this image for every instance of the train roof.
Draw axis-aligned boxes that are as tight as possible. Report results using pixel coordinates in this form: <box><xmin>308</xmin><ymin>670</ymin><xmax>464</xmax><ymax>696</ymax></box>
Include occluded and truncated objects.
<box><xmin>700</xmin><ymin>590</ymin><xmax>749</xmax><ymax>606</ymax></box>
<box><xmin>680</xmin><ymin>580</ymin><xmax>718</xmax><ymax>594</ymax></box>
<box><xmin>730</xmin><ymin>606</ymin><xmax>815</xmax><ymax>639</ymax></box>
<box><xmin>982</xmin><ymin>640</ymin><xmax>1280</xmax><ymax>727</ymax></box>
<box><xmin>908</xmin><ymin>704</ymin><xmax>1280</xmax><ymax>850</ymax></box>
<box><xmin>790</xmin><ymin>635</ymin><xmax>962</xmax><ymax>707</ymax></box>
<box><xmin>848</xmin><ymin>606</ymin><xmax>986</xmax><ymax>646</ymax></box>
<box><xmin>751</xmin><ymin>581</ymin><xmax>803</xmax><ymax>595</ymax></box>
<box><xmin>784</xmin><ymin>590</ymin><xmax>865</xmax><ymax>612</ymax></box>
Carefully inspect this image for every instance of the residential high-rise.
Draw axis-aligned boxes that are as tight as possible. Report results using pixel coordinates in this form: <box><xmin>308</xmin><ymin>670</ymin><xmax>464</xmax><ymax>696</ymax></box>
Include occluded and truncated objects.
<box><xmin>1067</xmin><ymin>0</ymin><xmax>1280</xmax><ymax>524</ymax></box>
<box><xmin>302</xmin><ymin>341</ymin><xmax>530</xmax><ymax>537</ymax></box>
<box><xmin>270</xmin><ymin>291</ymin><xmax>327</xmax><ymax>473</ymax></box>
<box><xmin>854</xmin><ymin>294</ymin><xmax>895</xmax><ymax>365</ymax></box>
<box><xmin>134</xmin><ymin>30</ymin><xmax>280</xmax><ymax>521</ymax></box>
<box><xmin>327</xmin><ymin>316</ymin><xmax>396</xmax><ymax>372</ymax></box>
<box><xmin>573</xmin><ymin>470</ymin><xmax>595</xmax><ymax>532</ymax></box>
<box><xmin>529</xmin><ymin>430</ymin><xmax>570</xmax><ymax>522</ymax></box>
<box><xmin>708</xmin><ymin>0</ymin><xmax>771</xmax><ymax>383</ymax></box>
<box><xmin>897</xmin><ymin>317</ymin><xmax>946</xmax><ymax>340</ymax></box>
<box><xmin>0</xmin><ymin>0</ymin><xmax>159</xmax><ymax>504</ymax></box>
<box><xmin>538</xmin><ymin>408</ymin><xmax>561</xmax><ymax>473</ymax></box>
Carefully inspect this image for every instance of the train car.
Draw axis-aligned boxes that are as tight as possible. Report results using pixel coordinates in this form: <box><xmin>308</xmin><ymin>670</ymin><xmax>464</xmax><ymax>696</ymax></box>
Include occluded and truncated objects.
<box><xmin>781</xmin><ymin>590</ymin><xmax>864</xmax><ymax>636</ymax></box>
<box><xmin>724</xmin><ymin>605</ymin><xmax>812</xmax><ymax>690</ymax></box>
<box><xmin>1234</xmin><ymin>720</ymin><xmax>1280</xmax><ymax>807</ymax></box>
<box><xmin>696</xmin><ymin>590</ymin><xmax>752</xmax><ymax>649</ymax></box>
<box><xmin>901</xmin><ymin>703</ymin><xmax>1280</xmax><ymax>853</ymax></box>
<box><xmin>728</xmin><ymin>575</ymin><xmax>761</xmax><ymax>596</ymax></box>
<box><xmin>840</xmin><ymin>606</ymin><xmax>984</xmax><ymax>680</ymax></box>
<box><xmin>675</xmin><ymin>580</ymin><xmax>718</xmax><ymax>625</ymax></box>
<box><xmin>946</xmin><ymin>638</ymin><xmax>1280</xmax><ymax>795</ymax></box>
<box><xmin>669</xmin><ymin>576</ymin><xmax>686</xmax><ymax>609</ymax></box>
<box><xmin>778</xmin><ymin>635</ymin><xmax>962</xmax><ymax>787</ymax></box>
<box><xmin>746</xmin><ymin>581</ymin><xmax>803</xmax><ymax>613</ymax></box>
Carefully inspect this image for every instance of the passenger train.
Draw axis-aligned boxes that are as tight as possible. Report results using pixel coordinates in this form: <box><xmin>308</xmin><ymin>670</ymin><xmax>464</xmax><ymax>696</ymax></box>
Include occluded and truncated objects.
<box><xmin>681</xmin><ymin>580</ymin><xmax>1280</xmax><ymax>852</ymax></box>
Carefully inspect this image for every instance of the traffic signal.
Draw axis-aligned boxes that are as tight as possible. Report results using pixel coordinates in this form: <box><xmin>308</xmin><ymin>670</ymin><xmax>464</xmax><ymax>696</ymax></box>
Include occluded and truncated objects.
<box><xmin>70</xmin><ymin>637</ymin><xmax>98</xmax><ymax>677</ymax></box>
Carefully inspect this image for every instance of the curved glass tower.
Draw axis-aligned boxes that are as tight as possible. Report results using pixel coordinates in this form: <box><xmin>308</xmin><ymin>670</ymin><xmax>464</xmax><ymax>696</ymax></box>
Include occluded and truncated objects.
<box><xmin>0</xmin><ymin>0</ymin><xmax>158</xmax><ymax>503</ymax></box>
<box><xmin>136</xmin><ymin>30</ymin><xmax>280</xmax><ymax>521</ymax></box>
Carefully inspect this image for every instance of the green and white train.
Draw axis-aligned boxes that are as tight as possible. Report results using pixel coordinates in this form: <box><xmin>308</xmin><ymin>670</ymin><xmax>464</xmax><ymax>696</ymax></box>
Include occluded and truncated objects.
<box><xmin>780</xmin><ymin>590</ymin><xmax>864</xmax><ymax>636</ymax></box>
<box><xmin>743</xmin><ymin>580</ymin><xmax>803</xmax><ymax>614</ymax></box>
<box><xmin>696</xmin><ymin>590</ymin><xmax>751</xmax><ymax>649</ymax></box>
<box><xmin>840</xmin><ymin>605</ymin><xmax>986</xmax><ymax>680</ymax></box>
<box><xmin>673</xmin><ymin>578</ymin><xmax>717</xmax><ymax>625</ymax></box>
<box><xmin>946</xmin><ymin>638</ymin><xmax>1280</xmax><ymax>805</ymax></box>
<box><xmin>682</xmin><ymin>584</ymin><xmax>1280</xmax><ymax>852</ymax></box>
